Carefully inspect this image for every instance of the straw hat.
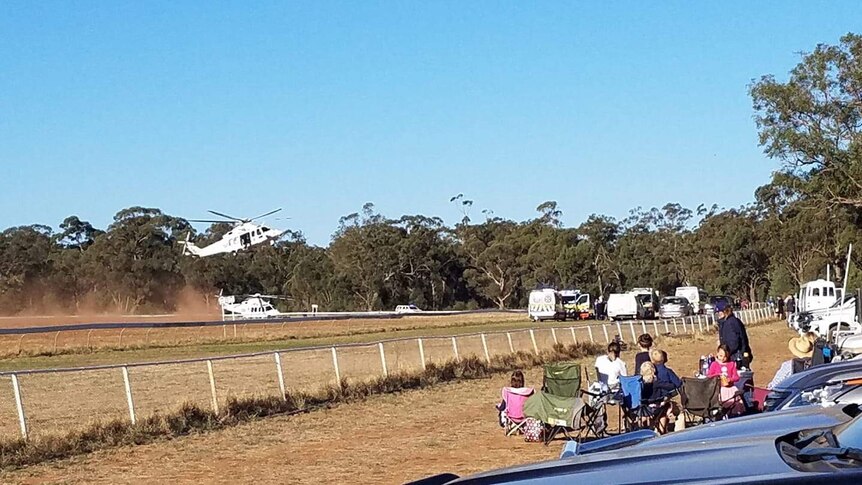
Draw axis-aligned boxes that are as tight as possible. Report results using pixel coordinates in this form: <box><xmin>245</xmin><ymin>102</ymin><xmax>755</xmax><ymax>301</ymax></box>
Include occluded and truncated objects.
<box><xmin>788</xmin><ymin>335</ymin><xmax>814</xmax><ymax>359</ymax></box>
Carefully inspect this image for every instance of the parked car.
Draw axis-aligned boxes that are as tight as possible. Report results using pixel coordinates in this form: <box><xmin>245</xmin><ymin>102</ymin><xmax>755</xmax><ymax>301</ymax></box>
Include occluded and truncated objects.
<box><xmin>659</xmin><ymin>296</ymin><xmax>693</xmax><ymax>319</ymax></box>
<box><xmin>765</xmin><ymin>360</ymin><xmax>862</xmax><ymax>412</ymax></box>
<box><xmin>411</xmin><ymin>404</ymin><xmax>862</xmax><ymax>484</ymax></box>
<box><xmin>675</xmin><ymin>286</ymin><xmax>707</xmax><ymax>314</ymax></box>
<box><xmin>794</xmin><ymin>295</ymin><xmax>858</xmax><ymax>340</ymax></box>
<box><xmin>630</xmin><ymin>288</ymin><xmax>660</xmax><ymax>319</ymax></box>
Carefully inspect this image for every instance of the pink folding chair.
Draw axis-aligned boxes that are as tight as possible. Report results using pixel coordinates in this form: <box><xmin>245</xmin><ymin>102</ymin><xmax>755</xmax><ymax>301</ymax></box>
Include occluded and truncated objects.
<box><xmin>501</xmin><ymin>387</ymin><xmax>535</xmax><ymax>436</ymax></box>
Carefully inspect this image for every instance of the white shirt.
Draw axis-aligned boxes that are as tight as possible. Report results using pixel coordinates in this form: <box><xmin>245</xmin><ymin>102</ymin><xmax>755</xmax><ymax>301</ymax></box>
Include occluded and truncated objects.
<box><xmin>595</xmin><ymin>354</ymin><xmax>628</xmax><ymax>389</ymax></box>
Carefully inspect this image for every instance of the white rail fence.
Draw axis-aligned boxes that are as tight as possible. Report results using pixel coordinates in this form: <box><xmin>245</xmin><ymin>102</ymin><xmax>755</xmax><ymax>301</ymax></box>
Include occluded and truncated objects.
<box><xmin>0</xmin><ymin>307</ymin><xmax>774</xmax><ymax>441</ymax></box>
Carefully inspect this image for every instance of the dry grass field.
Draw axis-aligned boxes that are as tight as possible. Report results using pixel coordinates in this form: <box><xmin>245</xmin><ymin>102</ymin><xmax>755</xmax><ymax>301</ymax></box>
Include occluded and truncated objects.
<box><xmin>1</xmin><ymin>320</ymin><xmax>795</xmax><ymax>484</ymax></box>
<box><xmin>0</xmin><ymin>312</ymin><xmax>538</xmax><ymax>366</ymax></box>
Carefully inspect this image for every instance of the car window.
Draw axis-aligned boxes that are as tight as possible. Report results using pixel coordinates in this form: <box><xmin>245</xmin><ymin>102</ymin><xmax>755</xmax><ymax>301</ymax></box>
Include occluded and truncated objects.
<box><xmin>812</xmin><ymin>288</ymin><xmax>820</xmax><ymax>297</ymax></box>
<box><xmin>836</xmin><ymin>415</ymin><xmax>862</xmax><ymax>449</ymax></box>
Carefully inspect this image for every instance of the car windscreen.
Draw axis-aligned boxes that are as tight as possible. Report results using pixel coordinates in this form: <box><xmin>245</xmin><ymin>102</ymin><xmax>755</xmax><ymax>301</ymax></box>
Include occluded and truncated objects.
<box><xmin>662</xmin><ymin>298</ymin><xmax>684</xmax><ymax>305</ymax></box>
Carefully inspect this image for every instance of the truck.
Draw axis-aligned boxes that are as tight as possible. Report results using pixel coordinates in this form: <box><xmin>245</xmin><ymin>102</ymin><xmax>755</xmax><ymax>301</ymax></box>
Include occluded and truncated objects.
<box><xmin>630</xmin><ymin>288</ymin><xmax>660</xmax><ymax>319</ymax></box>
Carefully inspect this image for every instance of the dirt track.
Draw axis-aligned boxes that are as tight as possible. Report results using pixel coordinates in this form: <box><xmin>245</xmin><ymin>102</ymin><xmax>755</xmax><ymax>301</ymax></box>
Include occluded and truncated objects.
<box><xmin>2</xmin><ymin>321</ymin><xmax>795</xmax><ymax>484</ymax></box>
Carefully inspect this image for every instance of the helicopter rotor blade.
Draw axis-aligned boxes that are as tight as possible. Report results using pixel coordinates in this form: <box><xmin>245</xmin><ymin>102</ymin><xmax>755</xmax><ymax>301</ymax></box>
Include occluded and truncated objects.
<box><xmin>208</xmin><ymin>210</ymin><xmax>244</xmax><ymax>222</ymax></box>
<box><xmin>249</xmin><ymin>208</ymin><xmax>282</xmax><ymax>221</ymax></box>
<box><xmin>189</xmin><ymin>219</ymin><xmax>232</xmax><ymax>224</ymax></box>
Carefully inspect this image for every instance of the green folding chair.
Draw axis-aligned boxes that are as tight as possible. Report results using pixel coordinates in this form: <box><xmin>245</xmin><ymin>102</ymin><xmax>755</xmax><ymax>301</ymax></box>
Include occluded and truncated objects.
<box><xmin>542</xmin><ymin>361</ymin><xmax>582</xmax><ymax>397</ymax></box>
<box><xmin>523</xmin><ymin>391</ymin><xmax>586</xmax><ymax>445</ymax></box>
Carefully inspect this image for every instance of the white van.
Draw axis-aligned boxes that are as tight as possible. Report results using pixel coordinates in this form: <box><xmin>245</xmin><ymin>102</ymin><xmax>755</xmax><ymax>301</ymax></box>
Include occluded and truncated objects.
<box><xmin>675</xmin><ymin>287</ymin><xmax>708</xmax><ymax>314</ymax></box>
<box><xmin>395</xmin><ymin>304</ymin><xmax>422</xmax><ymax>313</ymax></box>
<box><xmin>528</xmin><ymin>289</ymin><xmax>565</xmax><ymax>321</ymax></box>
<box><xmin>798</xmin><ymin>279</ymin><xmax>841</xmax><ymax>313</ymax></box>
<box><xmin>607</xmin><ymin>293</ymin><xmax>643</xmax><ymax>321</ymax></box>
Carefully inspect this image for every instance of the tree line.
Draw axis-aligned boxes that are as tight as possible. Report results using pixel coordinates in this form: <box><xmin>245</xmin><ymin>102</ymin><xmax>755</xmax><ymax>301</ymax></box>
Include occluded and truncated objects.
<box><xmin>2</xmin><ymin>33</ymin><xmax>861</xmax><ymax>315</ymax></box>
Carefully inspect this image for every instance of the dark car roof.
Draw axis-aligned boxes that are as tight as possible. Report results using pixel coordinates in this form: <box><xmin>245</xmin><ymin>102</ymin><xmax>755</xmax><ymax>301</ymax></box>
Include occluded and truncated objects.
<box><xmin>774</xmin><ymin>360</ymin><xmax>862</xmax><ymax>391</ymax></box>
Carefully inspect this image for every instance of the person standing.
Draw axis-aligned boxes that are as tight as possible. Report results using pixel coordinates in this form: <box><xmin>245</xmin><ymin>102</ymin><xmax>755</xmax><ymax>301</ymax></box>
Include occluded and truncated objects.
<box><xmin>776</xmin><ymin>296</ymin><xmax>785</xmax><ymax>319</ymax></box>
<box><xmin>715</xmin><ymin>301</ymin><xmax>753</xmax><ymax>368</ymax></box>
<box><xmin>786</xmin><ymin>294</ymin><xmax>796</xmax><ymax>316</ymax></box>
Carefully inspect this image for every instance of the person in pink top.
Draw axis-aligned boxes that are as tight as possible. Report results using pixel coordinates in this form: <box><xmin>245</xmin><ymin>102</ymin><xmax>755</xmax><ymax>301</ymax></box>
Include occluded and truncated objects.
<box><xmin>707</xmin><ymin>344</ymin><xmax>743</xmax><ymax>415</ymax></box>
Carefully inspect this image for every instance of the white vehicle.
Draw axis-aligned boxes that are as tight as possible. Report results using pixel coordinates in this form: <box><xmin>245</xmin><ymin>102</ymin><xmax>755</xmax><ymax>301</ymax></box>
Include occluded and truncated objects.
<box><xmin>560</xmin><ymin>289</ymin><xmax>591</xmax><ymax>318</ymax></box>
<box><xmin>181</xmin><ymin>209</ymin><xmax>285</xmax><ymax>257</ymax></box>
<box><xmin>395</xmin><ymin>304</ymin><xmax>422</xmax><ymax>313</ymax></box>
<box><xmin>218</xmin><ymin>293</ymin><xmax>284</xmax><ymax>320</ymax></box>
<box><xmin>606</xmin><ymin>293</ymin><xmax>644</xmax><ymax>321</ymax></box>
<box><xmin>675</xmin><ymin>286</ymin><xmax>708</xmax><ymax>314</ymax></box>
<box><xmin>796</xmin><ymin>295</ymin><xmax>858</xmax><ymax>340</ymax></box>
<box><xmin>630</xmin><ymin>288</ymin><xmax>659</xmax><ymax>319</ymax></box>
<box><xmin>528</xmin><ymin>289</ymin><xmax>565</xmax><ymax>322</ymax></box>
<box><xmin>798</xmin><ymin>279</ymin><xmax>842</xmax><ymax>314</ymax></box>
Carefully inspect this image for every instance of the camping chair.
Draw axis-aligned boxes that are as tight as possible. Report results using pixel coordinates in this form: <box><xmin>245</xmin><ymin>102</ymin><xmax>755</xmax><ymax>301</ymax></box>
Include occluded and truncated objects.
<box><xmin>579</xmin><ymin>383</ymin><xmax>612</xmax><ymax>439</ymax></box>
<box><xmin>681</xmin><ymin>376</ymin><xmax>726</xmax><ymax>426</ymax></box>
<box><xmin>542</xmin><ymin>362</ymin><xmax>582</xmax><ymax>397</ymax></box>
<box><xmin>522</xmin><ymin>391</ymin><xmax>586</xmax><ymax>445</ymax></box>
<box><xmin>500</xmin><ymin>387</ymin><xmax>534</xmax><ymax>436</ymax></box>
<box><xmin>619</xmin><ymin>375</ymin><xmax>664</xmax><ymax>432</ymax></box>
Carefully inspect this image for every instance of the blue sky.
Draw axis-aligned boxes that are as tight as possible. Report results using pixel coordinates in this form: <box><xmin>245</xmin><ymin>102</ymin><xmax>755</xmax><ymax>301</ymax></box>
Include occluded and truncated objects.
<box><xmin>2</xmin><ymin>2</ymin><xmax>859</xmax><ymax>245</ymax></box>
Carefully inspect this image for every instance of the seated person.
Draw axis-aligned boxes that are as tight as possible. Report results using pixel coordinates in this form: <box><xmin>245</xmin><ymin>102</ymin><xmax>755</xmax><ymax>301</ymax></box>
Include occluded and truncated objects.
<box><xmin>595</xmin><ymin>342</ymin><xmax>627</xmax><ymax>391</ymax></box>
<box><xmin>768</xmin><ymin>333</ymin><xmax>816</xmax><ymax>390</ymax></box>
<box><xmin>496</xmin><ymin>370</ymin><xmax>532</xmax><ymax>427</ymax></box>
<box><xmin>640</xmin><ymin>361</ymin><xmax>677</xmax><ymax>434</ymax></box>
<box><xmin>649</xmin><ymin>349</ymin><xmax>682</xmax><ymax>432</ymax></box>
<box><xmin>707</xmin><ymin>344</ymin><xmax>743</xmax><ymax>415</ymax></box>
<box><xmin>634</xmin><ymin>333</ymin><xmax>653</xmax><ymax>375</ymax></box>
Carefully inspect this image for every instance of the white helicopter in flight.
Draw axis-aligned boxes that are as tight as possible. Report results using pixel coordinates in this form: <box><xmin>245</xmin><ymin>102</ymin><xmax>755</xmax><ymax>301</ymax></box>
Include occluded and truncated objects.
<box><xmin>217</xmin><ymin>293</ymin><xmax>288</xmax><ymax>320</ymax></box>
<box><xmin>181</xmin><ymin>209</ymin><xmax>285</xmax><ymax>257</ymax></box>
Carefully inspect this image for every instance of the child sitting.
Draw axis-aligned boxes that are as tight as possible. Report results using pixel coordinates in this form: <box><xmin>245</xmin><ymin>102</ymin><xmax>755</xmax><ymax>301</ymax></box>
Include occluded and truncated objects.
<box><xmin>707</xmin><ymin>344</ymin><xmax>743</xmax><ymax>415</ymax></box>
<box><xmin>496</xmin><ymin>370</ymin><xmax>533</xmax><ymax>428</ymax></box>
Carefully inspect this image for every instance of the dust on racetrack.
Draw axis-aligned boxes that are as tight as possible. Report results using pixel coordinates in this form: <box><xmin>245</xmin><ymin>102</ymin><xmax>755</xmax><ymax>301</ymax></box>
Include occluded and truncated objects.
<box><xmin>2</xmin><ymin>320</ymin><xmax>796</xmax><ymax>485</ymax></box>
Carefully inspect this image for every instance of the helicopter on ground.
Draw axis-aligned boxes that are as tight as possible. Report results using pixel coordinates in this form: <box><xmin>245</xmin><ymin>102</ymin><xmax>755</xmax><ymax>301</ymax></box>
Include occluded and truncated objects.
<box><xmin>217</xmin><ymin>293</ymin><xmax>289</xmax><ymax>320</ymax></box>
<box><xmin>180</xmin><ymin>209</ymin><xmax>285</xmax><ymax>257</ymax></box>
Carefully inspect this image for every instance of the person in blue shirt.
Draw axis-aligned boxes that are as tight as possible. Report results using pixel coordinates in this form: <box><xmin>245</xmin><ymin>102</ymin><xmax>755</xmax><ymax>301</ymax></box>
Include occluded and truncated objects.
<box><xmin>716</xmin><ymin>300</ymin><xmax>753</xmax><ymax>368</ymax></box>
<box><xmin>647</xmin><ymin>349</ymin><xmax>682</xmax><ymax>433</ymax></box>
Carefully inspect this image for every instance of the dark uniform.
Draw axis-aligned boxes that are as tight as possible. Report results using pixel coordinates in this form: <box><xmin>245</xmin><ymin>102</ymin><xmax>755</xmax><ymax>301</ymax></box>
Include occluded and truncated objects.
<box><xmin>718</xmin><ymin>313</ymin><xmax>753</xmax><ymax>367</ymax></box>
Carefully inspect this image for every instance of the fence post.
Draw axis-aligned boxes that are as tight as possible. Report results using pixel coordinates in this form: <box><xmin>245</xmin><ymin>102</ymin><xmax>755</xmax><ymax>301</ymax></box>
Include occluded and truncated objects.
<box><xmin>682</xmin><ymin>318</ymin><xmax>687</xmax><ymax>333</ymax></box>
<box><xmin>233</xmin><ymin>324</ymin><xmax>237</xmax><ymax>339</ymax></box>
<box><xmin>629</xmin><ymin>322</ymin><xmax>637</xmax><ymax>343</ymax></box>
<box><xmin>551</xmin><ymin>327</ymin><xmax>558</xmax><ymax>345</ymax></box>
<box><xmin>86</xmin><ymin>329</ymin><xmax>93</xmax><ymax>348</ymax></box>
<box><xmin>145</xmin><ymin>328</ymin><xmax>152</xmax><ymax>345</ymax></box>
<box><xmin>274</xmin><ymin>352</ymin><xmax>286</xmax><ymax>401</ymax></box>
<box><xmin>529</xmin><ymin>329</ymin><xmax>539</xmax><ymax>354</ymax></box>
<box><xmin>119</xmin><ymin>328</ymin><xmax>126</xmax><ymax>347</ymax></box>
<box><xmin>53</xmin><ymin>331</ymin><xmax>61</xmax><ymax>353</ymax></box>
<box><xmin>11</xmin><ymin>374</ymin><xmax>28</xmax><ymax>440</ymax></box>
<box><xmin>207</xmin><ymin>360</ymin><xmax>219</xmax><ymax>414</ymax></box>
<box><xmin>603</xmin><ymin>325</ymin><xmax>610</xmax><ymax>343</ymax></box>
<box><xmin>378</xmin><ymin>342</ymin><xmax>388</xmax><ymax>377</ymax></box>
<box><xmin>331</xmin><ymin>347</ymin><xmax>341</xmax><ymax>383</ymax></box>
<box><xmin>653</xmin><ymin>321</ymin><xmax>659</xmax><ymax>335</ymax></box>
<box><xmin>121</xmin><ymin>366</ymin><xmax>136</xmax><ymax>425</ymax></box>
<box><xmin>506</xmin><ymin>332</ymin><xmax>514</xmax><ymax>353</ymax></box>
<box><xmin>615</xmin><ymin>321</ymin><xmax>623</xmax><ymax>341</ymax></box>
<box><xmin>641</xmin><ymin>321</ymin><xmax>648</xmax><ymax>335</ymax></box>
<box><xmin>570</xmin><ymin>327</ymin><xmax>577</xmax><ymax>345</ymax></box>
<box><xmin>222</xmin><ymin>324</ymin><xmax>227</xmax><ymax>339</ymax></box>
<box><xmin>698</xmin><ymin>316</ymin><xmax>703</xmax><ymax>333</ymax></box>
<box><xmin>587</xmin><ymin>325</ymin><xmax>595</xmax><ymax>343</ymax></box>
<box><xmin>452</xmin><ymin>336</ymin><xmax>460</xmax><ymax>360</ymax></box>
<box><xmin>664</xmin><ymin>319</ymin><xmax>669</xmax><ymax>333</ymax></box>
<box><xmin>481</xmin><ymin>333</ymin><xmax>490</xmax><ymax>362</ymax></box>
<box><xmin>673</xmin><ymin>319</ymin><xmax>679</xmax><ymax>333</ymax></box>
<box><xmin>417</xmin><ymin>338</ymin><xmax>426</xmax><ymax>371</ymax></box>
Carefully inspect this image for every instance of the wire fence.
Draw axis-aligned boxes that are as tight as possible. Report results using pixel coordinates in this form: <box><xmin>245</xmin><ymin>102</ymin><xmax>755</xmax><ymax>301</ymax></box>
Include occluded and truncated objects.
<box><xmin>0</xmin><ymin>307</ymin><xmax>775</xmax><ymax>441</ymax></box>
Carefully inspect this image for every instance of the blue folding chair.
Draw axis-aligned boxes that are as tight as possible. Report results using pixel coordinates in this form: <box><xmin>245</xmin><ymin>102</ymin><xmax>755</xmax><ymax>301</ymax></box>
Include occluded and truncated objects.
<box><xmin>619</xmin><ymin>375</ymin><xmax>663</xmax><ymax>432</ymax></box>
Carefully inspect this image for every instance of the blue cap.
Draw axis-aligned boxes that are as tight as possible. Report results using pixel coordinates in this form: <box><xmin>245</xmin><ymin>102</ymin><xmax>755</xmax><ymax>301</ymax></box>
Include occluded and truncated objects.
<box><xmin>714</xmin><ymin>300</ymin><xmax>729</xmax><ymax>312</ymax></box>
